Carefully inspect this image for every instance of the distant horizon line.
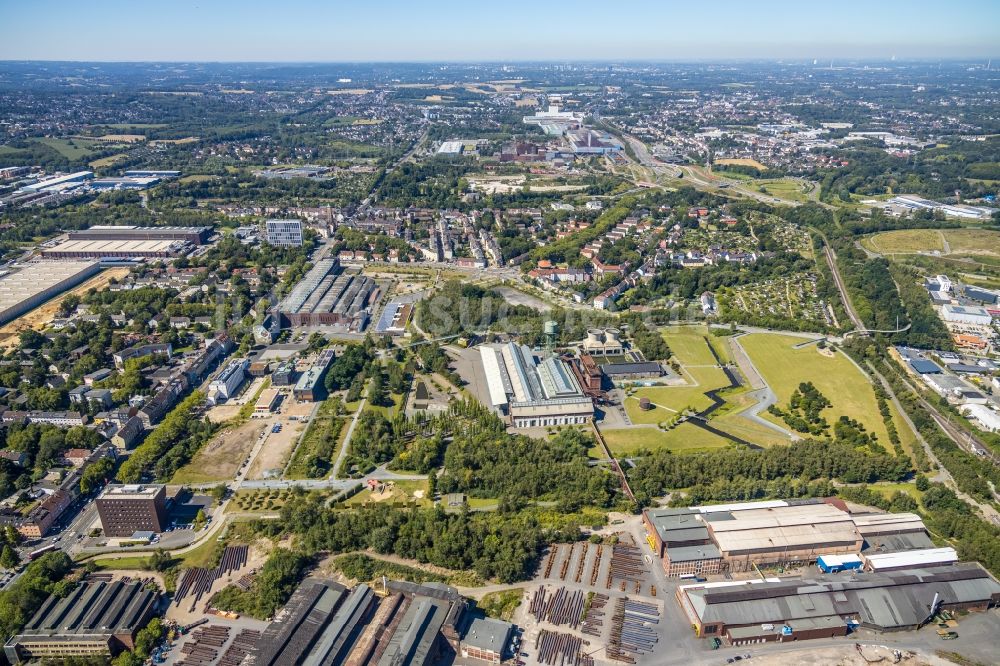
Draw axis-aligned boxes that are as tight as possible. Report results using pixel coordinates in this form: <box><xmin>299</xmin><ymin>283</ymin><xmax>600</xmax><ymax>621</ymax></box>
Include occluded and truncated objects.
<box><xmin>0</xmin><ymin>57</ymin><xmax>996</xmax><ymax>66</ymax></box>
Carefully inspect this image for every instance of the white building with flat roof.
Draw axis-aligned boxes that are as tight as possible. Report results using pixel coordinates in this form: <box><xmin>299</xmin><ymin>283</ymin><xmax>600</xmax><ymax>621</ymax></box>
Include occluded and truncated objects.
<box><xmin>0</xmin><ymin>260</ymin><xmax>102</xmax><ymax>326</ymax></box>
<box><xmin>960</xmin><ymin>404</ymin><xmax>1000</xmax><ymax>433</ymax></box>
<box><xmin>208</xmin><ymin>358</ymin><xmax>248</xmax><ymax>403</ymax></box>
<box><xmin>941</xmin><ymin>304</ymin><xmax>992</xmax><ymax>326</ymax></box>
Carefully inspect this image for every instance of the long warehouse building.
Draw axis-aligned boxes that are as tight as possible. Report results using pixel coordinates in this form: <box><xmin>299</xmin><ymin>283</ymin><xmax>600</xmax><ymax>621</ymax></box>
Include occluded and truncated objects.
<box><xmin>0</xmin><ymin>260</ymin><xmax>102</xmax><ymax>326</ymax></box>
<box><xmin>4</xmin><ymin>580</ymin><xmax>160</xmax><ymax>662</ymax></box>
<box><xmin>278</xmin><ymin>258</ymin><xmax>377</xmax><ymax>329</ymax></box>
<box><xmin>678</xmin><ymin>563</ymin><xmax>1000</xmax><ymax>644</ymax></box>
<box><xmin>643</xmin><ymin>500</ymin><xmax>930</xmax><ymax>577</ymax></box>
<box><xmin>41</xmin><ymin>238</ymin><xmax>193</xmax><ymax>259</ymax></box>
<box><xmin>67</xmin><ymin>225</ymin><xmax>211</xmax><ymax>244</ymax></box>
<box><xmin>247</xmin><ymin>578</ymin><xmax>489</xmax><ymax>666</ymax></box>
<box><xmin>480</xmin><ymin>342</ymin><xmax>594</xmax><ymax>427</ymax></box>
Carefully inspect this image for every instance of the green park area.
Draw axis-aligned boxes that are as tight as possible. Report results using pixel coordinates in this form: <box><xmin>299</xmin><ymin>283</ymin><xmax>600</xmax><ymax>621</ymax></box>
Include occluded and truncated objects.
<box><xmin>612</xmin><ymin>326</ymin><xmax>739</xmax><ymax>453</ymax></box>
<box><xmin>739</xmin><ymin>334</ymin><xmax>897</xmax><ymax>445</ymax></box>
<box><xmin>622</xmin><ymin>325</ymin><xmax>731</xmax><ymax>424</ymax></box>
<box><xmin>754</xmin><ymin>178</ymin><xmax>813</xmax><ymax>203</ymax></box>
<box><xmin>601</xmin><ymin>423</ymin><xmax>731</xmax><ymax>455</ymax></box>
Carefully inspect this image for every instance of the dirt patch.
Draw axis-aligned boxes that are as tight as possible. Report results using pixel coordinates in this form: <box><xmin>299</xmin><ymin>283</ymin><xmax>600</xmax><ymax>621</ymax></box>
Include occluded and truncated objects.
<box><xmin>750</xmin><ymin>645</ymin><xmax>944</xmax><ymax>666</ymax></box>
<box><xmin>172</xmin><ymin>419</ymin><xmax>266</xmax><ymax>484</ymax></box>
<box><xmin>248</xmin><ymin>400</ymin><xmax>314</xmax><ymax>480</ymax></box>
<box><xmin>0</xmin><ymin>267</ymin><xmax>130</xmax><ymax>350</ymax></box>
<box><xmin>205</xmin><ymin>404</ymin><xmax>241</xmax><ymax>424</ymax></box>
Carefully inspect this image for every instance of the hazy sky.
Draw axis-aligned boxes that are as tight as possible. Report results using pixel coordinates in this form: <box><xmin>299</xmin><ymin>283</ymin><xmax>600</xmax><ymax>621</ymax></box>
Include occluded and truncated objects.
<box><xmin>1</xmin><ymin>0</ymin><xmax>998</xmax><ymax>62</ymax></box>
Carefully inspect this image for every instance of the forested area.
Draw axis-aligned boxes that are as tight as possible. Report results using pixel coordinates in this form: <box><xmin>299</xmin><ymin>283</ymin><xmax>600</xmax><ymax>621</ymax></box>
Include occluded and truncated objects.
<box><xmin>0</xmin><ymin>551</ymin><xmax>73</xmax><ymax>643</ymax></box>
<box><xmin>437</xmin><ymin>404</ymin><xmax>616</xmax><ymax>509</ymax></box>
<box><xmin>816</xmin><ymin>138</ymin><xmax>1000</xmax><ymax>201</ymax></box>
<box><xmin>273</xmin><ymin>497</ymin><xmax>545</xmax><ymax>583</ymax></box>
<box><xmin>343</xmin><ymin>399</ymin><xmax>616</xmax><ymax>508</ymax></box>
<box><xmin>628</xmin><ymin>438</ymin><xmax>911</xmax><ymax>505</ymax></box>
<box><xmin>210</xmin><ymin>549</ymin><xmax>309</xmax><ymax>619</ymax></box>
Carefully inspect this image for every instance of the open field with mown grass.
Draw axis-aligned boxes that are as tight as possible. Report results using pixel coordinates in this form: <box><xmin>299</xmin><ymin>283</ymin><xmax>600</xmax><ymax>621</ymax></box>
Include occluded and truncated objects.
<box><xmin>601</xmin><ymin>423</ymin><xmax>731</xmax><ymax>454</ymax></box>
<box><xmin>623</xmin><ymin>365</ymin><xmax>732</xmax><ymax>424</ymax></box>
<box><xmin>754</xmin><ymin>178</ymin><xmax>812</xmax><ymax>203</ymax></box>
<box><xmin>861</xmin><ymin>228</ymin><xmax>1000</xmax><ymax>257</ymax></box>
<box><xmin>739</xmin><ymin>333</ymin><xmax>892</xmax><ymax>444</ymax></box>
<box><xmin>715</xmin><ymin>158</ymin><xmax>766</xmax><ymax>170</ymax></box>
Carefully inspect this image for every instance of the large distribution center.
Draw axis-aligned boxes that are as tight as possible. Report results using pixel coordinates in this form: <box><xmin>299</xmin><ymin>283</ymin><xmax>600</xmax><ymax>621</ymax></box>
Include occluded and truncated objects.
<box><xmin>41</xmin><ymin>239</ymin><xmax>193</xmax><ymax>259</ymax></box>
<box><xmin>479</xmin><ymin>342</ymin><xmax>595</xmax><ymax>427</ymax></box>
<box><xmin>0</xmin><ymin>260</ymin><xmax>102</xmax><ymax>326</ymax></box>
<box><xmin>4</xmin><ymin>580</ymin><xmax>160</xmax><ymax>661</ymax></box>
<box><xmin>278</xmin><ymin>258</ymin><xmax>378</xmax><ymax>329</ymax></box>
<box><xmin>67</xmin><ymin>225</ymin><xmax>211</xmax><ymax>245</ymax></box>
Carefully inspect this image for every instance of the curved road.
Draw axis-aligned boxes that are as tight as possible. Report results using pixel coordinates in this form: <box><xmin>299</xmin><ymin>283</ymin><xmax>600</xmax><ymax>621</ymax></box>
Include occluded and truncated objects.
<box><xmin>728</xmin><ymin>334</ymin><xmax>800</xmax><ymax>440</ymax></box>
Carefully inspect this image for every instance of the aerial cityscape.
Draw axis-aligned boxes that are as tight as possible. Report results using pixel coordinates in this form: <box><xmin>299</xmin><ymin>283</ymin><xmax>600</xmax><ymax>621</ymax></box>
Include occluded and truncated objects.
<box><xmin>0</xmin><ymin>2</ymin><xmax>998</xmax><ymax>666</ymax></box>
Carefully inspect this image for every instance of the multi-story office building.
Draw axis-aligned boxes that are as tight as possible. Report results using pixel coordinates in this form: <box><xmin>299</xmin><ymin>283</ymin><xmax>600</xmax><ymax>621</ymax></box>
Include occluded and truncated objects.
<box><xmin>265</xmin><ymin>218</ymin><xmax>304</xmax><ymax>247</ymax></box>
<box><xmin>96</xmin><ymin>484</ymin><xmax>168</xmax><ymax>537</ymax></box>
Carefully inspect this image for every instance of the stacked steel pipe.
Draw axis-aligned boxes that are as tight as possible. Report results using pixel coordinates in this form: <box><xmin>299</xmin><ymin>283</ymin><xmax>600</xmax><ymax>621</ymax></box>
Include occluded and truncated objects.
<box><xmin>607</xmin><ymin>597</ymin><xmax>659</xmax><ymax>663</ymax></box>
<box><xmin>535</xmin><ymin>629</ymin><xmax>591</xmax><ymax>666</ymax></box>
<box><xmin>529</xmin><ymin>586</ymin><xmax>586</xmax><ymax>630</ymax></box>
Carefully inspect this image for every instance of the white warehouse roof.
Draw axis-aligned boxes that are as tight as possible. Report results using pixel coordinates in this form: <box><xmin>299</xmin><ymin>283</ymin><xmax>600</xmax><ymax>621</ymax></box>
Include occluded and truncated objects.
<box><xmin>864</xmin><ymin>547</ymin><xmax>957</xmax><ymax>571</ymax></box>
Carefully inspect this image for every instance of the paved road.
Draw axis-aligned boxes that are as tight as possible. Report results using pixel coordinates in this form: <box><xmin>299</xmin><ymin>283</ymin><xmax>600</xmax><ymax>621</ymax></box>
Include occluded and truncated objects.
<box><xmin>728</xmin><ymin>334</ymin><xmax>799</xmax><ymax>440</ymax></box>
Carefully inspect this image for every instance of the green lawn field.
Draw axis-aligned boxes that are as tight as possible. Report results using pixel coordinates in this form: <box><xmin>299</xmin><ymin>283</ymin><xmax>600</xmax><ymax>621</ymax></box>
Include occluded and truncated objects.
<box><xmin>739</xmin><ymin>333</ymin><xmax>890</xmax><ymax>443</ymax></box>
<box><xmin>601</xmin><ymin>423</ymin><xmax>731</xmax><ymax>454</ymax></box>
<box><xmin>32</xmin><ymin>137</ymin><xmax>103</xmax><ymax>159</ymax></box>
<box><xmin>867</xmin><ymin>481</ymin><xmax>923</xmax><ymax>508</ymax></box>
<box><xmin>755</xmin><ymin>178</ymin><xmax>811</xmax><ymax>203</ymax></box>
<box><xmin>661</xmin><ymin>325</ymin><xmax>721</xmax><ymax>365</ymax></box>
<box><xmin>624</xmin><ymin>365</ymin><xmax>732</xmax><ymax>423</ymax></box>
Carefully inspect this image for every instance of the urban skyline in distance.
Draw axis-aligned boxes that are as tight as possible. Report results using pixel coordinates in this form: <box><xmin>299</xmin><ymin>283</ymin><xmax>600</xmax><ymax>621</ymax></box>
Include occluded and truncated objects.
<box><xmin>1</xmin><ymin>0</ymin><xmax>998</xmax><ymax>62</ymax></box>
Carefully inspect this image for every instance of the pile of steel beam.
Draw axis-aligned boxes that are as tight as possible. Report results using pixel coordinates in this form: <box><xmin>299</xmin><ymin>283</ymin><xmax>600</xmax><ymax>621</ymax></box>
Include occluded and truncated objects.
<box><xmin>606</xmin><ymin>541</ymin><xmax>645</xmax><ymax>591</ymax></box>
<box><xmin>178</xmin><ymin>624</ymin><xmax>231</xmax><ymax>666</ymax></box>
<box><xmin>535</xmin><ymin>629</ymin><xmax>592</xmax><ymax>666</ymax></box>
<box><xmin>218</xmin><ymin>628</ymin><xmax>260</xmax><ymax>666</ymax></box>
<box><xmin>580</xmin><ymin>593</ymin><xmax>608</xmax><ymax>638</ymax></box>
<box><xmin>530</xmin><ymin>585</ymin><xmax>586</xmax><ymax>629</ymax></box>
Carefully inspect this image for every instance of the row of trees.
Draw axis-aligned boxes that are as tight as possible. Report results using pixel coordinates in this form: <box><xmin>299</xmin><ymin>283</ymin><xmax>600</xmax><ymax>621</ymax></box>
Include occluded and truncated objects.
<box><xmin>117</xmin><ymin>391</ymin><xmax>215</xmax><ymax>482</ymax></box>
<box><xmin>628</xmin><ymin>438</ymin><xmax>911</xmax><ymax>505</ymax></box>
